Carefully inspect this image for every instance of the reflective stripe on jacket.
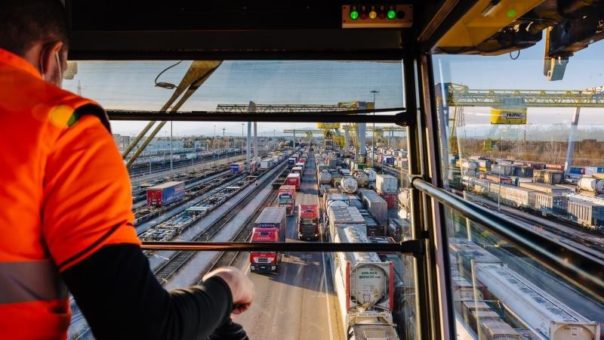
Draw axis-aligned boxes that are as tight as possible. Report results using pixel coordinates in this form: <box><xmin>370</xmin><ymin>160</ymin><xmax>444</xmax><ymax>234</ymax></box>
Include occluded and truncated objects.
<box><xmin>0</xmin><ymin>48</ymin><xmax>140</xmax><ymax>339</ymax></box>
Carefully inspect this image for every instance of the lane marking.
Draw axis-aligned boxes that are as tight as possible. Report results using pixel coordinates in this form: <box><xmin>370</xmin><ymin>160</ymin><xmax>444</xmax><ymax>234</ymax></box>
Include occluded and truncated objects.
<box><xmin>321</xmin><ymin>252</ymin><xmax>335</xmax><ymax>340</ymax></box>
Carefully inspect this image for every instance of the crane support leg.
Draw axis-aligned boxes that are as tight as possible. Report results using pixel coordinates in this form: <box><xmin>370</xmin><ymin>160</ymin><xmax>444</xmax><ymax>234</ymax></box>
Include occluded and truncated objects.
<box><xmin>564</xmin><ymin>107</ymin><xmax>581</xmax><ymax>177</ymax></box>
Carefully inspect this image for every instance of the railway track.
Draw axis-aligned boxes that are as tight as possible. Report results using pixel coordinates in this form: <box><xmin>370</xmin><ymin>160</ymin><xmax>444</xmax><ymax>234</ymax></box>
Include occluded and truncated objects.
<box><xmin>205</xmin><ymin>190</ymin><xmax>279</xmax><ymax>272</ymax></box>
<box><xmin>132</xmin><ymin>168</ymin><xmax>233</xmax><ymax>203</ymax></box>
<box><xmin>153</xmin><ymin>164</ymin><xmax>287</xmax><ymax>283</ymax></box>
<box><xmin>133</xmin><ymin>172</ymin><xmax>245</xmax><ymax>227</ymax></box>
<box><xmin>466</xmin><ymin>193</ymin><xmax>604</xmax><ymax>262</ymax></box>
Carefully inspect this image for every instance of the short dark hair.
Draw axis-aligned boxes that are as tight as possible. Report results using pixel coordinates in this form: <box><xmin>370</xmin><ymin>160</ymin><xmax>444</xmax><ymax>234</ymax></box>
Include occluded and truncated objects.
<box><xmin>0</xmin><ymin>0</ymin><xmax>68</xmax><ymax>56</ymax></box>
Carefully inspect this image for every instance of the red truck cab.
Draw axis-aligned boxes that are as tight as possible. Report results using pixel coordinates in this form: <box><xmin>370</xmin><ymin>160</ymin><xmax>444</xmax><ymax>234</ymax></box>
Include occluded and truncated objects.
<box><xmin>285</xmin><ymin>173</ymin><xmax>301</xmax><ymax>191</ymax></box>
<box><xmin>278</xmin><ymin>185</ymin><xmax>296</xmax><ymax>216</ymax></box>
<box><xmin>250</xmin><ymin>227</ymin><xmax>280</xmax><ymax>272</ymax></box>
<box><xmin>298</xmin><ymin>204</ymin><xmax>320</xmax><ymax>240</ymax></box>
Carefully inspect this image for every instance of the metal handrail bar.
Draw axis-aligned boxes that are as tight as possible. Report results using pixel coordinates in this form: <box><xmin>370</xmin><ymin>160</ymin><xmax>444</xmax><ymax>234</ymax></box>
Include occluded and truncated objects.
<box><xmin>107</xmin><ymin>110</ymin><xmax>408</xmax><ymax>124</ymax></box>
<box><xmin>141</xmin><ymin>240</ymin><xmax>423</xmax><ymax>255</ymax></box>
<box><xmin>411</xmin><ymin>177</ymin><xmax>604</xmax><ymax>304</ymax></box>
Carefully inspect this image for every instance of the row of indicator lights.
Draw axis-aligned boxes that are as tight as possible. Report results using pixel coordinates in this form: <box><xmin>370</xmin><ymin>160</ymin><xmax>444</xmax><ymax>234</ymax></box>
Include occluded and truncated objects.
<box><xmin>349</xmin><ymin>6</ymin><xmax>404</xmax><ymax>20</ymax></box>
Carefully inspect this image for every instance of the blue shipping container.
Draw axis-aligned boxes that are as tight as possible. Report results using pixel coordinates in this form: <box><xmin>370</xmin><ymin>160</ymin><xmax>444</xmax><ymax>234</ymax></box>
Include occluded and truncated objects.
<box><xmin>230</xmin><ymin>163</ymin><xmax>241</xmax><ymax>174</ymax></box>
<box><xmin>597</xmin><ymin>167</ymin><xmax>604</xmax><ymax>174</ymax></box>
<box><xmin>569</xmin><ymin>167</ymin><xmax>586</xmax><ymax>175</ymax></box>
<box><xmin>162</xmin><ymin>185</ymin><xmax>185</xmax><ymax>205</ymax></box>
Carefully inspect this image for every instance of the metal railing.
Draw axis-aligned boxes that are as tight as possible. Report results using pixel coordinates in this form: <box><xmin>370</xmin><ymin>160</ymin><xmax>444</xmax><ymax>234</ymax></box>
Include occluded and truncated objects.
<box><xmin>410</xmin><ymin>176</ymin><xmax>604</xmax><ymax>305</ymax></box>
<box><xmin>141</xmin><ymin>240</ymin><xmax>424</xmax><ymax>255</ymax></box>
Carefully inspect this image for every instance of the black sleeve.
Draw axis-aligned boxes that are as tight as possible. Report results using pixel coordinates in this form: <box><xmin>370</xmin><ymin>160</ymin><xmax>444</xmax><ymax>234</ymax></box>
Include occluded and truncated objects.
<box><xmin>61</xmin><ymin>244</ymin><xmax>233</xmax><ymax>340</ymax></box>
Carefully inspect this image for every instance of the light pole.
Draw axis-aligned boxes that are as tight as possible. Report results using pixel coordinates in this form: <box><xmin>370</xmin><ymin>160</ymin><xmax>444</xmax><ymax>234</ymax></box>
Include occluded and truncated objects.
<box><xmin>371</xmin><ymin>90</ymin><xmax>379</xmax><ymax>168</ymax></box>
<box><xmin>169</xmin><ymin>121</ymin><xmax>173</xmax><ymax>172</ymax></box>
<box><xmin>241</xmin><ymin>123</ymin><xmax>245</xmax><ymax>154</ymax></box>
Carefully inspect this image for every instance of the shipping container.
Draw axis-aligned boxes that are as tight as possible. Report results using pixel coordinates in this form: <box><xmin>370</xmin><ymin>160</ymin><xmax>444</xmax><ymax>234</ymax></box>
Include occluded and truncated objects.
<box><xmin>376</xmin><ymin>174</ymin><xmax>398</xmax><ymax>194</ymax></box>
<box><xmin>476</xmin><ymin>263</ymin><xmax>600</xmax><ymax>340</ymax></box>
<box><xmin>146</xmin><ymin>181</ymin><xmax>185</xmax><ymax>207</ymax></box>
<box><xmin>387</xmin><ymin>218</ymin><xmax>410</xmax><ymax>242</ymax></box>
<box><xmin>533</xmin><ymin>192</ymin><xmax>569</xmax><ymax>215</ymax></box>
<box><xmin>489</xmin><ymin>183</ymin><xmax>535</xmax><ymax>209</ymax></box>
<box><xmin>569</xmin><ymin>166</ymin><xmax>586</xmax><ymax>175</ymax></box>
<box><xmin>382</xmin><ymin>155</ymin><xmax>395</xmax><ymax>165</ymax></box>
<box><xmin>259</xmin><ymin>159</ymin><xmax>273</xmax><ymax>169</ymax></box>
<box><xmin>491</xmin><ymin>164</ymin><xmax>514</xmax><ymax>176</ymax></box>
<box><xmin>327</xmin><ymin>205</ymin><xmax>365</xmax><ymax>236</ymax></box>
<box><xmin>277</xmin><ymin>185</ymin><xmax>296</xmax><ymax>215</ymax></box>
<box><xmin>533</xmin><ymin>169</ymin><xmax>564</xmax><ymax>185</ymax></box>
<box><xmin>358</xmin><ymin>210</ymin><xmax>384</xmax><ymax>236</ymax></box>
<box><xmin>357</xmin><ymin>189</ymin><xmax>388</xmax><ymax>226</ymax></box>
<box><xmin>330</xmin><ymin>223</ymin><xmax>396</xmax><ymax>338</ymax></box>
<box><xmin>519</xmin><ymin>182</ymin><xmax>572</xmax><ymax>195</ymax></box>
<box><xmin>285</xmin><ymin>173</ymin><xmax>301</xmax><ymax>191</ymax></box>
<box><xmin>567</xmin><ymin>199</ymin><xmax>604</xmax><ymax>230</ymax></box>
<box><xmin>254</xmin><ymin>207</ymin><xmax>287</xmax><ymax>242</ymax></box>
<box><xmin>229</xmin><ymin>162</ymin><xmax>244</xmax><ymax>174</ymax></box>
<box><xmin>514</xmin><ymin>165</ymin><xmax>533</xmax><ymax>177</ymax></box>
<box><xmin>545</xmin><ymin>163</ymin><xmax>565</xmax><ymax>171</ymax></box>
<box><xmin>381</xmin><ymin>193</ymin><xmax>398</xmax><ymax>209</ymax></box>
<box><xmin>485</xmin><ymin>174</ymin><xmax>513</xmax><ymax>184</ymax></box>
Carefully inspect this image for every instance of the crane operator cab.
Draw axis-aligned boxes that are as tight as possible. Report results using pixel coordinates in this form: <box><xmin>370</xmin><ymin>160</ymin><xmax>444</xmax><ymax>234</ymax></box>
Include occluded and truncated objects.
<box><xmin>30</xmin><ymin>1</ymin><xmax>604</xmax><ymax>339</ymax></box>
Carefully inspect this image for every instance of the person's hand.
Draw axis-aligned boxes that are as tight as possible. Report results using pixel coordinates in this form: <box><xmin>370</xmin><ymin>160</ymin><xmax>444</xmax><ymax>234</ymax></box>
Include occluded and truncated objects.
<box><xmin>204</xmin><ymin>267</ymin><xmax>254</xmax><ymax>314</ymax></box>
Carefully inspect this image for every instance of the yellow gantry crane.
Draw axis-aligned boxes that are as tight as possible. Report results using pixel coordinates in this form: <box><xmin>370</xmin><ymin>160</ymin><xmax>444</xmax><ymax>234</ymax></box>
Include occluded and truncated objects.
<box><xmin>437</xmin><ymin>83</ymin><xmax>604</xmax><ymax>173</ymax></box>
<box><xmin>216</xmin><ymin>102</ymin><xmax>406</xmax><ymax>166</ymax></box>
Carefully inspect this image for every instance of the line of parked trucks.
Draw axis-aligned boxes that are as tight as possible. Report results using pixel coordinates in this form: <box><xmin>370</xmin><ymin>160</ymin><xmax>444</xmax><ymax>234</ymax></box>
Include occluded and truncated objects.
<box><xmin>249</xmin><ymin>149</ymin><xmax>321</xmax><ymax>272</ymax></box>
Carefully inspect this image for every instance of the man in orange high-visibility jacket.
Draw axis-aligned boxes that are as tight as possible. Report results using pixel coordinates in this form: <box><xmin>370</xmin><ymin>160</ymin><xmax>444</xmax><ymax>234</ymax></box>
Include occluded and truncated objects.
<box><xmin>0</xmin><ymin>1</ymin><xmax>253</xmax><ymax>339</ymax></box>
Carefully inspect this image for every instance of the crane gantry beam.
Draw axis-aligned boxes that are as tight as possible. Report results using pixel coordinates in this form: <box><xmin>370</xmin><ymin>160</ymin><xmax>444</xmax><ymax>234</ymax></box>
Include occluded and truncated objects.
<box><xmin>216</xmin><ymin>104</ymin><xmax>346</xmax><ymax>113</ymax></box>
<box><xmin>438</xmin><ymin>83</ymin><xmax>604</xmax><ymax>177</ymax></box>
<box><xmin>442</xmin><ymin>83</ymin><xmax>604</xmax><ymax>108</ymax></box>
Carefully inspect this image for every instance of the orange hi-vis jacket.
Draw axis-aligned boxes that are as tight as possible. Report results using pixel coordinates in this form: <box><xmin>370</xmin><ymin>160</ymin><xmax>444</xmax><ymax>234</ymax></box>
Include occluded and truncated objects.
<box><xmin>0</xmin><ymin>49</ymin><xmax>140</xmax><ymax>339</ymax></box>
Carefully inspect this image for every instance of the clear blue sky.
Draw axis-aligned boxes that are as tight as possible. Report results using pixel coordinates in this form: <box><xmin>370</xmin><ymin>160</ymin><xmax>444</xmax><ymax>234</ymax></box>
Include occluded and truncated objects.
<box><xmin>63</xmin><ymin>40</ymin><xmax>604</xmax><ymax>136</ymax></box>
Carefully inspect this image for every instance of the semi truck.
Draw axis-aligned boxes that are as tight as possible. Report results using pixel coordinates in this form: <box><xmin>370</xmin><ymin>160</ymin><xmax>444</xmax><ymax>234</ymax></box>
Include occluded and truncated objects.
<box><xmin>254</xmin><ymin>207</ymin><xmax>287</xmax><ymax>242</ymax></box>
<box><xmin>249</xmin><ymin>228</ymin><xmax>281</xmax><ymax>272</ymax></box>
<box><xmin>278</xmin><ymin>185</ymin><xmax>296</xmax><ymax>216</ymax></box>
<box><xmin>285</xmin><ymin>173</ymin><xmax>301</xmax><ymax>191</ymax></box>
<box><xmin>297</xmin><ymin>204</ymin><xmax>320</xmax><ymax>240</ymax></box>
<box><xmin>250</xmin><ymin>207</ymin><xmax>287</xmax><ymax>272</ymax></box>
<box><xmin>287</xmin><ymin>157</ymin><xmax>297</xmax><ymax>168</ymax></box>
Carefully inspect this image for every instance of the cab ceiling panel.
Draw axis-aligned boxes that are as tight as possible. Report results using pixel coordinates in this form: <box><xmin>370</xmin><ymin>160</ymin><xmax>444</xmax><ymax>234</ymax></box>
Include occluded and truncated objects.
<box><xmin>66</xmin><ymin>0</ymin><xmax>415</xmax><ymax>60</ymax></box>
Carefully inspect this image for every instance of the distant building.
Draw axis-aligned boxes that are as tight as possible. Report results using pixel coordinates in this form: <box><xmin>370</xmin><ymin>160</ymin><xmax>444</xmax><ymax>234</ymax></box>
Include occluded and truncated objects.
<box><xmin>112</xmin><ymin>134</ymin><xmax>131</xmax><ymax>152</ymax></box>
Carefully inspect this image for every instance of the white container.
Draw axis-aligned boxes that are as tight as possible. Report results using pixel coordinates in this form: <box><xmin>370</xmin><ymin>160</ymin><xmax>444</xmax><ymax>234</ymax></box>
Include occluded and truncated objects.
<box><xmin>376</xmin><ymin>174</ymin><xmax>398</xmax><ymax>194</ymax></box>
<box><xmin>358</xmin><ymin>189</ymin><xmax>388</xmax><ymax>226</ymax></box>
<box><xmin>475</xmin><ymin>263</ymin><xmax>600</xmax><ymax>340</ymax></box>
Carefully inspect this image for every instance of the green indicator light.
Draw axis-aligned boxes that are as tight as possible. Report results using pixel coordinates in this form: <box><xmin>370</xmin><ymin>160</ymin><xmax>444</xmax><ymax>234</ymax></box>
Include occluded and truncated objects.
<box><xmin>506</xmin><ymin>9</ymin><xmax>517</xmax><ymax>18</ymax></box>
<box><xmin>350</xmin><ymin>10</ymin><xmax>359</xmax><ymax>20</ymax></box>
<box><xmin>387</xmin><ymin>9</ymin><xmax>397</xmax><ymax>20</ymax></box>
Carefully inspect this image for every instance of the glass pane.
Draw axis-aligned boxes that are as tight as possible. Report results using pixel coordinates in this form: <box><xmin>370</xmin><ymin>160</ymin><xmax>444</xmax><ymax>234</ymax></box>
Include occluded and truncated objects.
<box><xmin>63</xmin><ymin>60</ymin><xmax>417</xmax><ymax>339</ymax></box>
<box><xmin>63</xmin><ymin>61</ymin><xmax>404</xmax><ymax>112</ymax></box>
<box><xmin>433</xmin><ymin>42</ymin><xmax>604</xmax><ymax>339</ymax></box>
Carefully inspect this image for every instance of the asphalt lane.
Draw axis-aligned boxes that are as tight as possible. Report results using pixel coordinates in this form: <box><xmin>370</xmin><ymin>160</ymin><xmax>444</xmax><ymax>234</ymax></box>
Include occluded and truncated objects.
<box><xmin>234</xmin><ymin>155</ymin><xmax>344</xmax><ymax>339</ymax></box>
